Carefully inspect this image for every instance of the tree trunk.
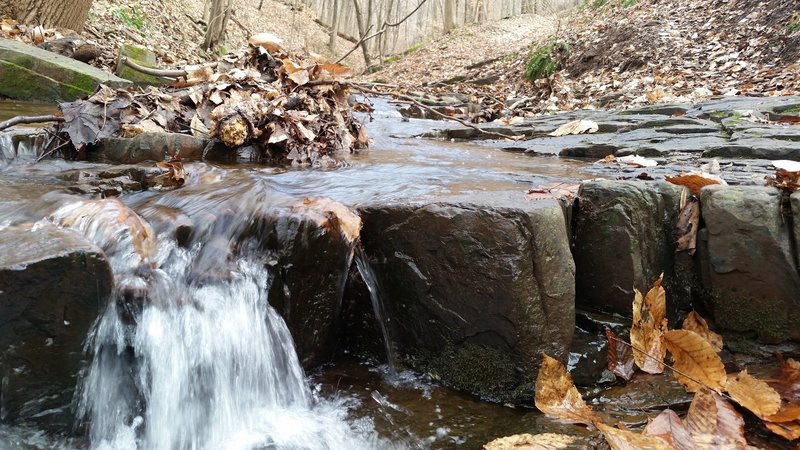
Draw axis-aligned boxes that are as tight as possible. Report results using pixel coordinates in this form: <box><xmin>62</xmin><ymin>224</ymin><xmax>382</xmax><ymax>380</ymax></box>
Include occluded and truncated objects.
<box><xmin>328</xmin><ymin>0</ymin><xmax>339</xmax><ymax>52</ymax></box>
<box><xmin>443</xmin><ymin>0</ymin><xmax>455</xmax><ymax>32</ymax></box>
<box><xmin>5</xmin><ymin>0</ymin><xmax>93</xmax><ymax>31</ymax></box>
<box><xmin>203</xmin><ymin>0</ymin><xmax>233</xmax><ymax>50</ymax></box>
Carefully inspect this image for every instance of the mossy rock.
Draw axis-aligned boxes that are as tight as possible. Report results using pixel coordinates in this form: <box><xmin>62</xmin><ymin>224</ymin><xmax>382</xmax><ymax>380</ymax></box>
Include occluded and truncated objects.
<box><xmin>115</xmin><ymin>44</ymin><xmax>171</xmax><ymax>86</ymax></box>
<box><xmin>0</xmin><ymin>38</ymin><xmax>130</xmax><ymax>101</ymax></box>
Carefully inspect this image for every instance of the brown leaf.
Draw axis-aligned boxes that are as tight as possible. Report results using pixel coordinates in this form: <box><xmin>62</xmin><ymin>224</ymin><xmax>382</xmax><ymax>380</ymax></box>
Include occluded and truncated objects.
<box><xmin>675</xmin><ymin>196</ymin><xmax>700</xmax><ymax>255</ymax></box>
<box><xmin>598</xmin><ymin>423</ymin><xmax>674</xmax><ymax>450</ymax></box>
<box><xmin>681</xmin><ymin>311</ymin><xmax>723</xmax><ymax>353</ymax></box>
<box><xmin>644</xmin><ymin>409</ymin><xmax>698</xmax><ymax>450</ymax></box>
<box><xmin>526</xmin><ymin>183</ymin><xmax>580</xmax><ymax>202</ymax></box>
<box><xmin>630</xmin><ymin>275</ymin><xmax>667</xmax><ymax>374</ymax></box>
<box><xmin>294</xmin><ymin>198</ymin><xmax>361</xmax><ymax>244</ymax></box>
<box><xmin>725</xmin><ymin>370</ymin><xmax>781</xmax><ymax>418</ymax></box>
<box><xmin>765</xmin><ymin>403</ymin><xmax>800</xmax><ymax>423</ymax></box>
<box><xmin>684</xmin><ymin>389</ymin><xmax>746</xmax><ymax>448</ymax></box>
<box><xmin>605</xmin><ymin>329</ymin><xmax>635</xmax><ymax>381</ymax></box>
<box><xmin>483</xmin><ymin>433</ymin><xmax>577</xmax><ymax>449</ymax></box>
<box><xmin>776</xmin><ymin>115</ymin><xmax>800</xmax><ymax>124</ymax></box>
<box><xmin>763</xmin><ymin>420</ymin><xmax>800</xmax><ymax>441</ymax></box>
<box><xmin>534</xmin><ymin>354</ymin><xmax>602</xmax><ymax>426</ymax></box>
<box><xmin>664</xmin><ymin>330</ymin><xmax>727</xmax><ymax>392</ymax></box>
<box><xmin>248</xmin><ymin>32</ymin><xmax>283</xmax><ymax>52</ymax></box>
<box><xmin>665</xmin><ymin>172</ymin><xmax>726</xmax><ymax>196</ymax></box>
<box><xmin>548</xmin><ymin>119</ymin><xmax>598</xmax><ymax>136</ymax></box>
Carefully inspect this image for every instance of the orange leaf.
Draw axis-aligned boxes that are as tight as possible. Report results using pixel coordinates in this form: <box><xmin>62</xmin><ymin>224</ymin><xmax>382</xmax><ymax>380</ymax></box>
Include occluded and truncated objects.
<box><xmin>630</xmin><ymin>275</ymin><xmax>667</xmax><ymax>374</ymax></box>
<box><xmin>665</xmin><ymin>172</ymin><xmax>726</xmax><ymax>196</ymax></box>
<box><xmin>534</xmin><ymin>354</ymin><xmax>602</xmax><ymax>426</ymax></box>
<box><xmin>725</xmin><ymin>370</ymin><xmax>781</xmax><ymax>418</ymax></box>
<box><xmin>681</xmin><ymin>311</ymin><xmax>723</xmax><ymax>353</ymax></box>
<box><xmin>644</xmin><ymin>409</ymin><xmax>698</xmax><ymax>450</ymax></box>
<box><xmin>664</xmin><ymin>330</ymin><xmax>726</xmax><ymax>392</ymax></box>
<box><xmin>605</xmin><ymin>329</ymin><xmax>635</xmax><ymax>381</ymax></box>
<box><xmin>483</xmin><ymin>433</ymin><xmax>577</xmax><ymax>449</ymax></box>
<box><xmin>684</xmin><ymin>389</ymin><xmax>746</xmax><ymax>448</ymax></box>
<box><xmin>763</xmin><ymin>420</ymin><xmax>800</xmax><ymax>441</ymax></box>
<box><xmin>598</xmin><ymin>423</ymin><xmax>674</xmax><ymax>450</ymax></box>
<box><xmin>766</xmin><ymin>403</ymin><xmax>800</xmax><ymax>423</ymax></box>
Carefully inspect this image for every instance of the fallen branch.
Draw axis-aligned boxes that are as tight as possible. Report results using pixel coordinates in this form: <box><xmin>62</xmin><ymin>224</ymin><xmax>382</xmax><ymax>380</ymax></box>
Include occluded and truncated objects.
<box><xmin>349</xmin><ymin>84</ymin><xmax>523</xmax><ymax>141</ymax></box>
<box><xmin>120</xmin><ymin>57</ymin><xmax>186</xmax><ymax>78</ymax></box>
<box><xmin>0</xmin><ymin>115</ymin><xmax>63</xmax><ymax>132</ymax></box>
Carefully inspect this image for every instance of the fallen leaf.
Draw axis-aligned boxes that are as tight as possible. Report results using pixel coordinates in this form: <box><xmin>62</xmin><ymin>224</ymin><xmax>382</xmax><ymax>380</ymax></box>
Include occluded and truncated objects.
<box><xmin>763</xmin><ymin>420</ymin><xmax>800</xmax><ymax>440</ymax></box>
<box><xmin>644</xmin><ymin>409</ymin><xmax>698</xmax><ymax>450</ymax></box>
<box><xmin>616</xmin><ymin>155</ymin><xmax>658</xmax><ymax>168</ymax></box>
<box><xmin>605</xmin><ymin>329</ymin><xmax>635</xmax><ymax>381</ymax></box>
<box><xmin>630</xmin><ymin>275</ymin><xmax>667</xmax><ymax>374</ymax></box>
<box><xmin>665</xmin><ymin>172</ymin><xmax>726</xmax><ymax>196</ymax></box>
<box><xmin>288</xmin><ymin>69</ymin><xmax>311</xmax><ymax>86</ymax></box>
<box><xmin>526</xmin><ymin>183</ymin><xmax>580</xmax><ymax>201</ymax></box>
<box><xmin>248</xmin><ymin>32</ymin><xmax>283</xmax><ymax>52</ymax></box>
<box><xmin>548</xmin><ymin>119</ymin><xmax>599</xmax><ymax>137</ymax></box>
<box><xmin>776</xmin><ymin>115</ymin><xmax>800</xmax><ymax>125</ymax></box>
<box><xmin>534</xmin><ymin>354</ymin><xmax>602</xmax><ymax>426</ymax></box>
<box><xmin>664</xmin><ymin>330</ymin><xmax>726</xmax><ymax>392</ymax></box>
<box><xmin>725</xmin><ymin>370</ymin><xmax>781</xmax><ymax>418</ymax></box>
<box><xmin>190</xmin><ymin>114</ymin><xmax>209</xmax><ymax>138</ymax></box>
<box><xmin>675</xmin><ymin>196</ymin><xmax>700</xmax><ymax>255</ymax></box>
<box><xmin>684</xmin><ymin>389</ymin><xmax>746</xmax><ymax>448</ymax></box>
<box><xmin>294</xmin><ymin>198</ymin><xmax>361</xmax><ymax>244</ymax></box>
<box><xmin>765</xmin><ymin>403</ymin><xmax>800</xmax><ymax>423</ymax></box>
<box><xmin>681</xmin><ymin>311</ymin><xmax>723</xmax><ymax>353</ymax></box>
<box><xmin>483</xmin><ymin>433</ymin><xmax>577</xmax><ymax>449</ymax></box>
<box><xmin>598</xmin><ymin>423</ymin><xmax>674</xmax><ymax>450</ymax></box>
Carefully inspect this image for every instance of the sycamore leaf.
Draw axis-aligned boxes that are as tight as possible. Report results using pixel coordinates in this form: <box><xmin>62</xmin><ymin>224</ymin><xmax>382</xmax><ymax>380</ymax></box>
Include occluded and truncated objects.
<box><xmin>664</xmin><ymin>330</ymin><xmax>726</xmax><ymax>392</ymax></box>
<box><xmin>597</xmin><ymin>424</ymin><xmax>674</xmax><ymax>450</ymax></box>
<box><xmin>665</xmin><ymin>171</ymin><xmax>726</xmax><ymax>196</ymax></box>
<box><xmin>630</xmin><ymin>275</ymin><xmax>667</xmax><ymax>374</ymax></box>
<box><xmin>605</xmin><ymin>329</ymin><xmax>635</xmax><ymax>381</ymax></box>
<box><xmin>548</xmin><ymin>119</ymin><xmax>599</xmax><ymax>137</ymax></box>
<box><xmin>725</xmin><ymin>370</ymin><xmax>781</xmax><ymax>418</ymax></box>
<box><xmin>684</xmin><ymin>389</ymin><xmax>746</xmax><ymax>448</ymax></box>
<box><xmin>643</xmin><ymin>409</ymin><xmax>698</xmax><ymax>450</ymax></box>
<box><xmin>534</xmin><ymin>354</ymin><xmax>602</xmax><ymax>426</ymax></box>
<box><xmin>483</xmin><ymin>433</ymin><xmax>577</xmax><ymax>449</ymax></box>
<box><xmin>681</xmin><ymin>311</ymin><xmax>723</xmax><ymax>353</ymax></box>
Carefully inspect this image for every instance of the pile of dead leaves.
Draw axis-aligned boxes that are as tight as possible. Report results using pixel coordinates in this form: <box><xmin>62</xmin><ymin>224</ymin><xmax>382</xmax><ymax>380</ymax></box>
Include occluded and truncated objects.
<box><xmin>485</xmin><ymin>275</ymin><xmax>800</xmax><ymax>449</ymax></box>
<box><xmin>53</xmin><ymin>33</ymin><xmax>368</xmax><ymax>168</ymax></box>
<box><xmin>766</xmin><ymin>160</ymin><xmax>800</xmax><ymax>192</ymax></box>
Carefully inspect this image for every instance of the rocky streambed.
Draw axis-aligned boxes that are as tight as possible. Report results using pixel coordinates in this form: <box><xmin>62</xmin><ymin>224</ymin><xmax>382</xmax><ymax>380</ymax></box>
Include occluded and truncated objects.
<box><xmin>0</xmin><ymin>96</ymin><xmax>798</xmax><ymax>449</ymax></box>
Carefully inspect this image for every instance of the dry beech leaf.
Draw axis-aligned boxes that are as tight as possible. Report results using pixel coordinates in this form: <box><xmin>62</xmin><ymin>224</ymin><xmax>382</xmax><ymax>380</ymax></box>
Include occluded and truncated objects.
<box><xmin>766</xmin><ymin>403</ymin><xmax>800</xmax><ymax>423</ymax></box>
<box><xmin>534</xmin><ymin>354</ymin><xmax>602</xmax><ymax>426</ymax></box>
<box><xmin>681</xmin><ymin>311</ymin><xmax>723</xmax><ymax>353</ymax></box>
<box><xmin>664</xmin><ymin>330</ymin><xmax>726</xmax><ymax>392</ymax></box>
<box><xmin>775</xmin><ymin>356</ymin><xmax>800</xmax><ymax>401</ymax></box>
<box><xmin>675</xmin><ymin>197</ymin><xmax>700</xmax><ymax>256</ymax></box>
<box><xmin>248</xmin><ymin>32</ymin><xmax>283</xmax><ymax>52</ymax></box>
<box><xmin>548</xmin><ymin>119</ymin><xmax>599</xmax><ymax>136</ymax></box>
<box><xmin>684</xmin><ymin>389</ymin><xmax>746</xmax><ymax>448</ymax></box>
<box><xmin>598</xmin><ymin>423</ymin><xmax>674</xmax><ymax>450</ymax></box>
<box><xmin>483</xmin><ymin>433</ymin><xmax>577</xmax><ymax>449</ymax></box>
<box><xmin>605</xmin><ymin>329</ymin><xmax>635</xmax><ymax>381</ymax></box>
<box><xmin>665</xmin><ymin>171</ymin><xmax>726</xmax><ymax>196</ymax></box>
<box><xmin>630</xmin><ymin>274</ymin><xmax>667</xmax><ymax>374</ymax></box>
<box><xmin>725</xmin><ymin>370</ymin><xmax>781</xmax><ymax>418</ymax></box>
<box><xmin>294</xmin><ymin>198</ymin><xmax>361</xmax><ymax>244</ymax></box>
<box><xmin>763</xmin><ymin>420</ymin><xmax>800</xmax><ymax>441</ymax></box>
<box><xmin>644</xmin><ymin>409</ymin><xmax>698</xmax><ymax>450</ymax></box>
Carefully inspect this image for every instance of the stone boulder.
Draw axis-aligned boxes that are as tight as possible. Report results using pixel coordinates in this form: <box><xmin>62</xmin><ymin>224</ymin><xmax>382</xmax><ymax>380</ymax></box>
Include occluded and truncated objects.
<box><xmin>0</xmin><ymin>39</ymin><xmax>130</xmax><ymax>102</ymax></box>
<box><xmin>699</xmin><ymin>186</ymin><xmax>800</xmax><ymax>342</ymax></box>
<box><xmin>573</xmin><ymin>181</ymin><xmax>694</xmax><ymax>321</ymax></box>
<box><xmin>354</xmin><ymin>194</ymin><xmax>575</xmax><ymax>403</ymax></box>
<box><xmin>0</xmin><ymin>225</ymin><xmax>113</xmax><ymax>430</ymax></box>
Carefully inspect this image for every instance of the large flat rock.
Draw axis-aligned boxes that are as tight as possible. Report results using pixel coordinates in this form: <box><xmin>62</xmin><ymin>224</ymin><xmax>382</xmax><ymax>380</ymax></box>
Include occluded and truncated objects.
<box><xmin>0</xmin><ymin>224</ymin><xmax>113</xmax><ymax>429</ymax></box>
<box><xmin>700</xmin><ymin>185</ymin><xmax>800</xmax><ymax>342</ymax></box>
<box><xmin>0</xmin><ymin>38</ymin><xmax>130</xmax><ymax>101</ymax></box>
<box><xmin>354</xmin><ymin>193</ymin><xmax>575</xmax><ymax>402</ymax></box>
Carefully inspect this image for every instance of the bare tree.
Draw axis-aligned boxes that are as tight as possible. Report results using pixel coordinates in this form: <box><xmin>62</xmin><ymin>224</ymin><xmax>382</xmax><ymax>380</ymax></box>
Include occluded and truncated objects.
<box><xmin>203</xmin><ymin>0</ymin><xmax>234</xmax><ymax>50</ymax></box>
<box><xmin>328</xmin><ymin>0</ymin><xmax>340</xmax><ymax>51</ymax></box>
<box><xmin>443</xmin><ymin>0</ymin><xmax>454</xmax><ymax>32</ymax></box>
<box><xmin>2</xmin><ymin>0</ymin><xmax>93</xmax><ymax>31</ymax></box>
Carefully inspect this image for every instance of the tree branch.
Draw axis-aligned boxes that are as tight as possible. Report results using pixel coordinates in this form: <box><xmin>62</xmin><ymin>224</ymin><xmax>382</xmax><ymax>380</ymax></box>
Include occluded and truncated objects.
<box><xmin>0</xmin><ymin>115</ymin><xmax>63</xmax><ymax>132</ymax></box>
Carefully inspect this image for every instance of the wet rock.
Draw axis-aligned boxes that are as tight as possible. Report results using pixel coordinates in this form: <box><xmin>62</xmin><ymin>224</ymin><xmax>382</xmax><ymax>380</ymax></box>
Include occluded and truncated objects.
<box><xmin>90</xmin><ymin>133</ymin><xmax>229</xmax><ymax>164</ymax></box>
<box><xmin>703</xmin><ymin>139</ymin><xmax>800</xmax><ymax>160</ymax></box>
<box><xmin>793</xmin><ymin>192</ymin><xmax>800</xmax><ymax>270</ymax></box>
<box><xmin>0</xmin><ymin>39</ymin><xmax>130</xmax><ymax>102</ymax></box>
<box><xmin>0</xmin><ymin>225</ymin><xmax>113</xmax><ymax>430</ymax></box>
<box><xmin>0</xmin><ymin>128</ymin><xmax>49</xmax><ymax>163</ymax></box>
<box><xmin>355</xmin><ymin>194</ymin><xmax>575</xmax><ymax>403</ymax></box>
<box><xmin>699</xmin><ymin>186</ymin><xmax>800</xmax><ymax>342</ymax></box>
<box><xmin>573</xmin><ymin>181</ymin><xmax>694</xmax><ymax>321</ymax></box>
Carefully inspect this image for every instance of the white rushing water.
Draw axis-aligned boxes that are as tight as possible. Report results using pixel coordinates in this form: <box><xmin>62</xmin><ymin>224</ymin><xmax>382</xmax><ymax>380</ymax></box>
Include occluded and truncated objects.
<box><xmin>32</xmin><ymin>196</ymin><xmax>396</xmax><ymax>450</ymax></box>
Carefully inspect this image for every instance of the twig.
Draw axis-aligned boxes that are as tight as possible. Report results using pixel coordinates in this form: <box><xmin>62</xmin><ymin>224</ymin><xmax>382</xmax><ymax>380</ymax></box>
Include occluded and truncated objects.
<box><xmin>0</xmin><ymin>115</ymin><xmax>63</xmax><ymax>132</ymax></box>
<box><xmin>335</xmin><ymin>24</ymin><xmax>375</xmax><ymax>64</ymax></box>
<box><xmin>183</xmin><ymin>13</ymin><xmax>206</xmax><ymax>36</ymax></box>
<box><xmin>36</xmin><ymin>140</ymin><xmax>71</xmax><ymax>162</ymax></box>
<box><xmin>120</xmin><ymin>57</ymin><xmax>185</xmax><ymax>78</ymax></box>
<box><xmin>348</xmin><ymin>84</ymin><xmax>523</xmax><ymax>140</ymax></box>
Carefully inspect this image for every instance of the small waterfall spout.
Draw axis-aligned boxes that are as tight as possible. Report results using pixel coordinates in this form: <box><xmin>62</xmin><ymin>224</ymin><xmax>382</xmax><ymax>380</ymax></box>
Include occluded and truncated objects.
<box><xmin>354</xmin><ymin>247</ymin><xmax>397</xmax><ymax>375</ymax></box>
<box><xmin>36</xmin><ymin>194</ymin><xmax>392</xmax><ymax>450</ymax></box>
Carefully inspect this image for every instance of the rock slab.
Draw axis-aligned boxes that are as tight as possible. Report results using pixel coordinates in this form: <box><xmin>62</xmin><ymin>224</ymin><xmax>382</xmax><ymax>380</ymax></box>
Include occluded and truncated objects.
<box><xmin>0</xmin><ymin>39</ymin><xmax>130</xmax><ymax>102</ymax></box>
<box><xmin>0</xmin><ymin>225</ymin><xmax>113</xmax><ymax>429</ymax></box>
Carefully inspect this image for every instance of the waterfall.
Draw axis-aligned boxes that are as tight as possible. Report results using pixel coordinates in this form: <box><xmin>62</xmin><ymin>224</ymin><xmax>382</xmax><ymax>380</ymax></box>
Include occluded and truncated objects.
<box><xmin>354</xmin><ymin>247</ymin><xmax>398</xmax><ymax>375</ymax></box>
<box><xmin>36</xmin><ymin>194</ymin><xmax>395</xmax><ymax>450</ymax></box>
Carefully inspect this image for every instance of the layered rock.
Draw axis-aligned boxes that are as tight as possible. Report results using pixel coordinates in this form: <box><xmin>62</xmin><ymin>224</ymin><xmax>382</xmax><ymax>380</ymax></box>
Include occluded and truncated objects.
<box><xmin>699</xmin><ymin>186</ymin><xmax>800</xmax><ymax>342</ymax></box>
<box><xmin>0</xmin><ymin>225</ymin><xmax>113</xmax><ymax>429</ymax></box>
<box><xmin>354</xmin><ymin>193</ymin><xmax>575</xmax><ymax>402</ymax></box>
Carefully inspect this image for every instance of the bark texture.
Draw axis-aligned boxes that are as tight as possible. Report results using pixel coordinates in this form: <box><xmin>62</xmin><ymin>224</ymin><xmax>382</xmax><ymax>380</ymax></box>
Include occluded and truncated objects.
<box><xmin>1</xmin><ymin>0</ymin><xmax>93</xmax><ymax>31</ymax></box>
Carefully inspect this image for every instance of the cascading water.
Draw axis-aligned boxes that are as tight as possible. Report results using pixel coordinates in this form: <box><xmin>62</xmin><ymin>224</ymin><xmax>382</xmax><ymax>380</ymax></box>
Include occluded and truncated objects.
<box><xmin>33</xmin><ymin>186</ymin><xmax>398</xmax><ymax>450</ymax></box>
<box><xmin>353</xmin><ymin>248</ymin><xmax>398</xmax><ymax>375</ymax></box>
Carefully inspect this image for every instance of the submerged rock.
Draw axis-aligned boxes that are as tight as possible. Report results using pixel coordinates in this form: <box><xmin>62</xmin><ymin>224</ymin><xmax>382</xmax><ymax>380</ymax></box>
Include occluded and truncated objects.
<box><xmin>355</xmin><ymin>194</ymin><xmax>575</xmax><ymax>402</ymax></box>
<box><xmin>699</xmin><ymin>186</ymin><xmax>800</xmax><ymax>342</ymax></box>
<box><xmin>0</xmin><ymin>225</ymin><xmax>113</xmax><ymax>429</ymax></box>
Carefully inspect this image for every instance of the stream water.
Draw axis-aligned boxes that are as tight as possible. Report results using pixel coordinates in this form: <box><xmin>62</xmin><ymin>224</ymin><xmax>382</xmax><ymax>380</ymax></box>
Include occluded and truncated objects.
<box><xmin>0</xmin><ymin>99</ymin><xmax>714</xmax><ymax>450</ymax></box>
